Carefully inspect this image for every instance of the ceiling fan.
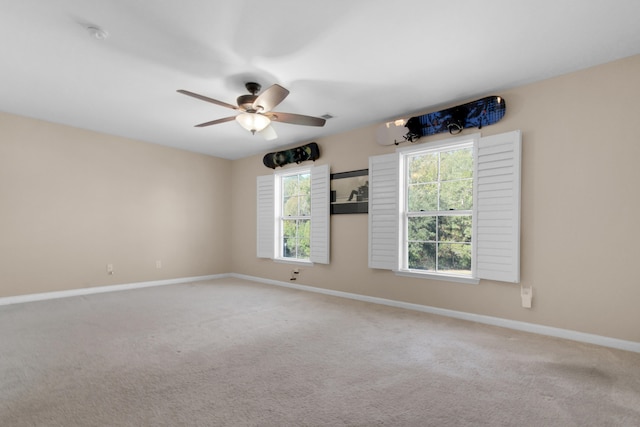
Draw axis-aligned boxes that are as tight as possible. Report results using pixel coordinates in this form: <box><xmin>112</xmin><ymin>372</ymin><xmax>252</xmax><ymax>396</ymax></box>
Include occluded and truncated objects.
<box><xmin>177</xmin><ymin>82</ymin><xmax>326</xmax><ymax>140</ymax></box>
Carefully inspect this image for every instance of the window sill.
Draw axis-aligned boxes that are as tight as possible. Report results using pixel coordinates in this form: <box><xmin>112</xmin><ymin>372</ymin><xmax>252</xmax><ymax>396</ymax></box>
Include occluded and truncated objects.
<box><xmin>395</xmin><ymin>270</ymin><xmax>480</xmax><ymax>285</ymax></box>
<box><xmin>274</xmin><ymin>258</ymin><xmax>314</xmax><ymax>267</ymax></box>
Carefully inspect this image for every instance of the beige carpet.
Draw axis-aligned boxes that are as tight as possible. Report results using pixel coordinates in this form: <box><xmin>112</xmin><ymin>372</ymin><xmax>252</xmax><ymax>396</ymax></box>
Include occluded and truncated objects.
<box><xmin>1</xmin><ymin>278</ymin><xmax>639</xmax><ymax>426</ymax></box>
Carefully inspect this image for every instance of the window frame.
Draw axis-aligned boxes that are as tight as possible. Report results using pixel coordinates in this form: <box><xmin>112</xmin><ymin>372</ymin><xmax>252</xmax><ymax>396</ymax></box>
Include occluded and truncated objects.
<box><xmin>400</xmin><ymin>138</ymin><xmax>476</xmax><ymax>280</ymax></box>
<box><xmin>275</xmin><ymin>166</ymin><xmax>312</xmax><ymax>263</ymax></box>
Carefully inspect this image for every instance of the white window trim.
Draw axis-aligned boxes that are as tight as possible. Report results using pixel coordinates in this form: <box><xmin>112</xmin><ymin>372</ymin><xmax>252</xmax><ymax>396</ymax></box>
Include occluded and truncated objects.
<box><xmin>396</xmin><ymin>133</ymin><xmax>480</xmax><ymax>156</ymax></box>
<box><xmin>368</xmin><ymin>130</ymin><xmax>521</xmax><ymax>284</ymax></box>
<box><xmin>395</xmin><ymin>270</ymin><xmax>480</xmax><ymax>285</ymax></box>
<box><xmin>274</xmin><ymin>258</ymin><xmax>314</xmax><ymax>267</ymax></box>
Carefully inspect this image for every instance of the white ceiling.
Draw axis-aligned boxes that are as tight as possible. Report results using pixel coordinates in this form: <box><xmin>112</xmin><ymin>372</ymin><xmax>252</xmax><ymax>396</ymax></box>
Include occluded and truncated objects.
<box><xmin>1</xmin><ymin>1</ymin><xmax>639</xmax><ymax>160</ymax></box>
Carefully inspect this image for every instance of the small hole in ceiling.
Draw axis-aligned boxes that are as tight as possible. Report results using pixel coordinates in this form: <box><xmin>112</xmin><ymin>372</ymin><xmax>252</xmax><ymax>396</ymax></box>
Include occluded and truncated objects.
<box><xmin>87</xmin><ymin>26</ymin><xmax>109</xmax><ymax>40</ymax></box>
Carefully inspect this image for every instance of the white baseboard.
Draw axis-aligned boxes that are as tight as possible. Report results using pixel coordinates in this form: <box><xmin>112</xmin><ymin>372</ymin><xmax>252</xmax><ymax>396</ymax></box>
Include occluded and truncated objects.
<box><xmin>3</xmin><ymin>272</ymin><xmax>638</xmax><ymax>354</ymax></box>
<box><xmin>0</xmin><ymin>274</ymin><xmax>230</xmax><ymax>306</ymax></box>
<box><xmin>229</xmin><ymin>273</ymin><xmax>640</xmax><ymax>354</ymax></box>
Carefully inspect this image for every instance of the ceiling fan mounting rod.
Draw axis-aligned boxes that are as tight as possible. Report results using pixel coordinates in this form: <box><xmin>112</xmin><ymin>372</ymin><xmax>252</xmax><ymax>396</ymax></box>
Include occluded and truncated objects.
<box><xmin>245</xmin><ymin>82</ymin><xmax>261</xmax><ymax>95</ymax></box>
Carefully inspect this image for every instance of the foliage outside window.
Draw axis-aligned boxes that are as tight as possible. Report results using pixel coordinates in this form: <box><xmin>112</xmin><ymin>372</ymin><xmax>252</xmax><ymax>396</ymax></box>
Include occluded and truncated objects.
<box><xmin>280</xmin><ymin>172</ymin><xmax>311</xmax><ymax>260</ymax></box>
<box><xmin>405</xmin><ymin>144</ymin><xmax>473</xmax><ymax>276</ymax></box>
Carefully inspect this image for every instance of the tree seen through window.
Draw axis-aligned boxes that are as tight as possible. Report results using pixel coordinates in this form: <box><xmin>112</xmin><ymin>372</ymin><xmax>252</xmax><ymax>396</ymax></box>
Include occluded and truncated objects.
<box><xmin>281</xmin><ymin>173</ymin><xmax>311</xmax><ymax>259</ymax></box>
<box><xmin>406</xmin><ymin>147</ymin><xmax>473</xmax><ymax>274</ymax></box>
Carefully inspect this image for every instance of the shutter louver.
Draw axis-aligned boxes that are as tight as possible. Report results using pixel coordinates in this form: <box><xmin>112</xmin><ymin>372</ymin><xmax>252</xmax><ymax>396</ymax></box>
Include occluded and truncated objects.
<box><xmin>310</xmin><ymin>164</ymin><xmax>330</xmax><ymax>264</ymax></box>
<box><xmin>368</xmin><ymin>153</ymin><xmax>400</xmax><ymax>270</ymax></box>
<box><xmin>475</xmin><ymin>130</ymin><xmax>522</xmax><ymax>283</ymax></box>
<box><xmin>256</xmin><ymin>174</ymin><xmax>275</xmax><ymax>258</ymax></box>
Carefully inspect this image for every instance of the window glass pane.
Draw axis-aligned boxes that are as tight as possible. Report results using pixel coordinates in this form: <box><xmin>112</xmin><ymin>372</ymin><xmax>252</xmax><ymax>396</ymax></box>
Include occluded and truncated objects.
<box><xmin>300</xmin><ymin>194</ymin><xmax>311</xmax><ymax>216</ymax></box>
<box><xmin>408</xmin><ymin>216</ymin><xmax>436</xmax><ymax>241</ymax></box>
<box><xmin>299</xmin><ymin>174</ymin><xmax>311</xmax><ymax>215</ymax></box>
<box><xmin>282</xmin><ymin>173</ymin><xmax>312</xmax><ymax>217</ymax></box>
<box><xmin>408</xmin><ymin>183</ymin><xmax>438</xmax><ymax>212</ymax></box>
<box><xmin>283</xmin><ymin>196</ymin><xmax>298</xmax><ymax>216</ymax></box>
<box><xmin>297</xmin><ymin>219</ymin><xmax>311</xmax><ymax>259</ymax></box>
<box><xmin>438</xmin><ymin>215</ymin><xmax>472</xmax><ymax>243</ymax></box>
<box><xmin>408</xmin><ymin>154</ymin><xmax>438</xmax><ymax>184</ymax></box>
<box><xmin>282</xmin><ymin>219</ymin><xmax>297</xmax><ymax>258</ymax></box>
<box><xmin>440</xmin><ymin>148</ymin><xmax>473</xmax><ymax>181</ymax></box>
<box><xmin>282</xmin><ymin>175</ymin><xmax>299</xmax><ymax>198</ymax></box>
<box><xmin>282</xmin><ymin>219</ymin><xmax>311</xmax><ymax>260</ymax></box>
<box><xmin>437</xmin><ymin>243</ymin><xmax>471</xmax><ymax>274</ymax></box>
<box><xmin>408</xmin><ymin>242</ymin><xmax>436</xmax><ymax>270</ymax></box>
<box><xmin>439</xmin><ymin>179</ymin><xmax>472</xmax><ymax>210</ymax></box>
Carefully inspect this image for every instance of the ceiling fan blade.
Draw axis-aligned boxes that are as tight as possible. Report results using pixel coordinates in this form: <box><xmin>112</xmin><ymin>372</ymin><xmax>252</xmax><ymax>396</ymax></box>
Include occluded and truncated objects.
<box><xmin>252</xmin><ymin>84</ymin><xmax>289</xmax><ymax>112</ymax></box>
<box><xmin>177</xmin><ymin>90</ymin><xmax>238</xmax><ymax>110</ymax></box>
<box><xmin>194</xmin><ymin>116</ymin><xmax>237</xmax><ymax>127</ymax></box>
<box><xmin>268</xmin><ymin>112</ymin><xmax>326</xmax><ymax>127</ymax></box>
<box><xmin>258</xmin><ymin>125</ymin><xmax>278</xmax><ymax>141</ymax></box>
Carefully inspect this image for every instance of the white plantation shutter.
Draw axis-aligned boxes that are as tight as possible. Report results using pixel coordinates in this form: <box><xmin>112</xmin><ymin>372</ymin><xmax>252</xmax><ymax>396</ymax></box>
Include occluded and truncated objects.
<box><xmin>256</xmin><ymin>174</ymin><xmax>275</xmax><ymax>258</ymax></box>
<box><xmin>474</xmin><ymin>130</ymin><xmax>522</xmax><ymax>283</ymax></box>
<box><xmin>368</xmin><ymin>153</ymin><xmax>400</xmax><ymax>269</ymax></box>
<box><xmin>310</xmin><ymin>164</ymin><xmax>330</xmax><ymax>264</ymax></box>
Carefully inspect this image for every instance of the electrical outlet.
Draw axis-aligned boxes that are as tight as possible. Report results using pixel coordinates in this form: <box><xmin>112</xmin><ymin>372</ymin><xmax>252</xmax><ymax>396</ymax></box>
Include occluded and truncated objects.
<box><xmin>156</xmin><ymin>260</ymin><xmax>162</xmax><ymax>269</ymax></box>
<box><xmin>106</xmin><ymin>264</ymin><xmax>114</xmax><ymax>275</ymax></box>
<box><xmin>521</xmin><ymin>285</ymin><xmax>532</xmax><ymax>308</ymax></box>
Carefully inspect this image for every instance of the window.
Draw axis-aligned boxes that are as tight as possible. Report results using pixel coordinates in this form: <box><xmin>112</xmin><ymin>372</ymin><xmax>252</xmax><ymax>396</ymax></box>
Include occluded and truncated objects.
<box><xmin>369</xmin><ymin>131</ymin><xmax>521</xmax><ymax>284</ymax></box>
<box><xmin>257</xmin><ymin>164</ymin><xmax>330</xmax><ymax>264</ymax></box>
<box><xmin>280</xmin><ymin>171</ymin><xmax>311</xmax><ymax>260</ymax></box>
<box><xmin>405</xmin><ymin>143</ymin><xmax>473</xmax><ymax>276</ymax></box>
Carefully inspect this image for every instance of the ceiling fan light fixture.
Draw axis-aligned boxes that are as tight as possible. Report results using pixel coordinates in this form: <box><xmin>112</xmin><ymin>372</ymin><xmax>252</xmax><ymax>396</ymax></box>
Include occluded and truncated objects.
<box><xmin>236</xmin><ymin>112</ymin><xmax>271</xmax><ymax>134</ymax></box>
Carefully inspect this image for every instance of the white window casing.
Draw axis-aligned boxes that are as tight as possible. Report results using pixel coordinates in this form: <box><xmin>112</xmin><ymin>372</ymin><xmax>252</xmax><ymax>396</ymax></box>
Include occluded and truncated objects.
<box><xmin>368</xmin><ymin>153</ymin><xmax>400</xmax><ymax>269</ymax></box>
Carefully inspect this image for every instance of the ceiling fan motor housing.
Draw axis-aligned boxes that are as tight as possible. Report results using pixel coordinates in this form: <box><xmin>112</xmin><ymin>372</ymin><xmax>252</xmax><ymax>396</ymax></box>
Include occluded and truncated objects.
<box><xmin>237</xmin><ymin>83</ymin><xmax>263</xmax><ymax>111</ymax></box>
<box><xmin>237</xmin><ymin>94</ymin><xmax>258</xmax><ymax>112</ymax></box>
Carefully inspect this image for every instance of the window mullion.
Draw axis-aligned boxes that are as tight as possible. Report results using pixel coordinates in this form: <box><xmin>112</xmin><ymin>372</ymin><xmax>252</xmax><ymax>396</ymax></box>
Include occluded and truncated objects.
<box><xmin>410</xmin><ymin>210</ymin><xmax>473</xmax><ymax>216</ymax></box>
<box><xmin>435</xmin><ymin>152</ymin><xmax>440</xmax><ymax>273</ymax></box>
<box><xmin>435</xmin><ymin>216</ymin><xmax>439</xmax><ymax>272</ymax></box>
<box><xmin>294</xmin><ymin>218</ymin><xmax>299</xmax><ymax>258</ymax></box>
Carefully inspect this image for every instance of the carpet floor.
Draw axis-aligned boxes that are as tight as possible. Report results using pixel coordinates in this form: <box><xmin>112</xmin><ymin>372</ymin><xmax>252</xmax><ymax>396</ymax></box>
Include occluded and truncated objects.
<box><xmin>1</xmin><ymin>278</ymin><xmax>639</xmax><ymax>426</ymax></box>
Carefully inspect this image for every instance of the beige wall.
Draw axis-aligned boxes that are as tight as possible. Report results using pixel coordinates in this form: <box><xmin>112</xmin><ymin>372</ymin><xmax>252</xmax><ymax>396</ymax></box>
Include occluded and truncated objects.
<box><xmin>0</xmin><ymin>113</ymin><xmax>232</xmax><ymax>297</ymax></box>
<box><xmin>231</xmin><ymin>55</ymin><xmax>640</xmax><ymax>343</ymax></box>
